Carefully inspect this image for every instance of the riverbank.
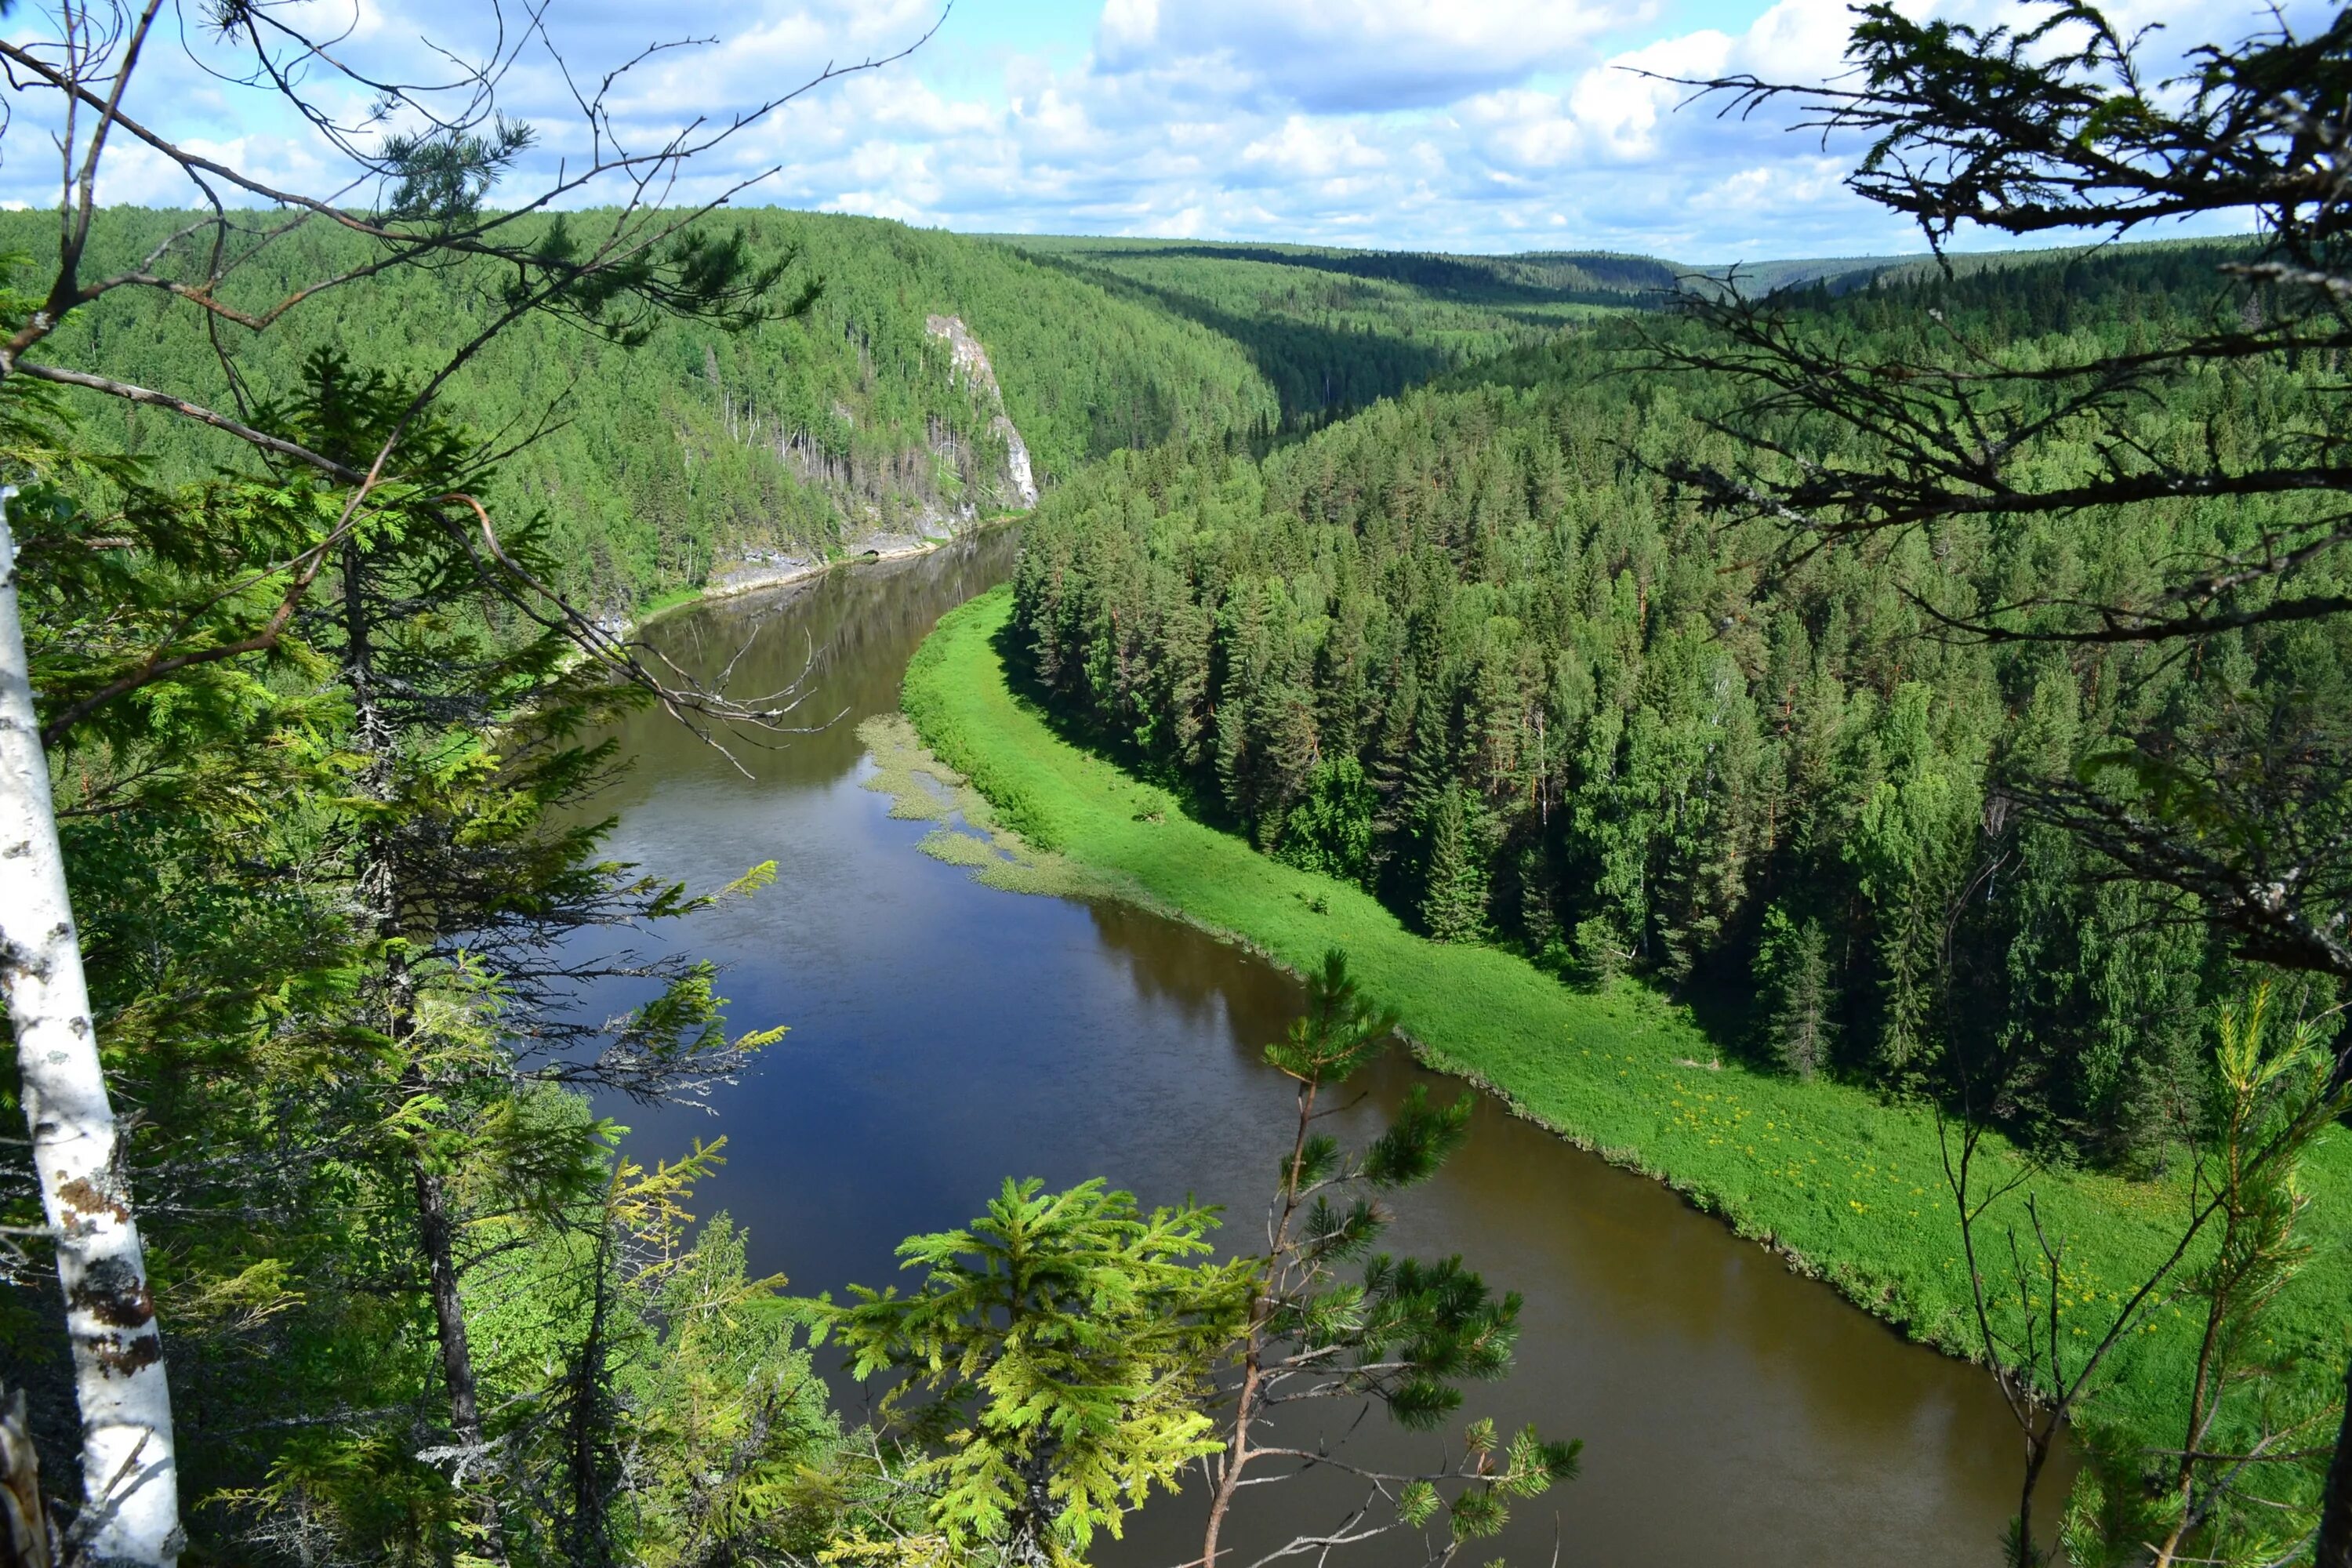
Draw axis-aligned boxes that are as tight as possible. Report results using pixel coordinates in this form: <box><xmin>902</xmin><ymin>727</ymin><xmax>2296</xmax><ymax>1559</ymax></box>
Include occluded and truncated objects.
<box><xmin>899</xmin><ymin>584</ymin><xmax>2352</xmax><ymax>1454</ymax></box>
<box><xmin>631</xmin><ymin>519</ymin><xmax>1019</xmax><ymax>636</ymax></box>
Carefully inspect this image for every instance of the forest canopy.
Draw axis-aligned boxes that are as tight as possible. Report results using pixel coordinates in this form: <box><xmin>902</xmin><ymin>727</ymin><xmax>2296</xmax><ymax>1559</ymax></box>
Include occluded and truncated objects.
<box><xmin>5</xmin><ymin>0</ymin><xmax>2351</xmax><ymax>1559</ymax></box>
<box><xmin>1009</xmin><ymin>238</ymin><xmax>2336</xmax><ymax>1167</ymax></box>
<box><xmin>2</xmin><ymin>209</ymin><xmax>1283</xmax><ymax>613</ymax></box>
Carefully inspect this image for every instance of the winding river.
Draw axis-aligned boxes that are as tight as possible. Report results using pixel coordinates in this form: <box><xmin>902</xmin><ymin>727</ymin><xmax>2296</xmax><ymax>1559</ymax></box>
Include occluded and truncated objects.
<box><xmin>590</xmin><ymin>532</ymin><xmax>2060</xmax><ymax>1568</ymax></box>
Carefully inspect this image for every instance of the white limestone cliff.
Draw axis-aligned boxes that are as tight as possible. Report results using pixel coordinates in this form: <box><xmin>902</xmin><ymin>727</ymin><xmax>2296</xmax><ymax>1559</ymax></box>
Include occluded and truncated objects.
<box><xmin>925</xmin><ymin>314</ymin><xmax>1040</xmax><ymax>510</ymax></box>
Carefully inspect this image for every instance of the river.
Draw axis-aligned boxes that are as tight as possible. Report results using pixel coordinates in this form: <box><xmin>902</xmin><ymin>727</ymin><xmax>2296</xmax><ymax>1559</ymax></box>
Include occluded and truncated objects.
<box><xmin>587</xmin><ymin>532</ymin><xmax>2057</xmax><ymax>1567</ymax></box>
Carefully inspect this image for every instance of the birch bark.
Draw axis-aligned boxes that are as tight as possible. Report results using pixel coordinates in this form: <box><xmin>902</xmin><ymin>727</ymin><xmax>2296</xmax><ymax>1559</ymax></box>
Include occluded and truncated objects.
<box><xmin>0</xmin><ymin>501</ymin><xmax>183</xmax><ymax>1565</ymax></box>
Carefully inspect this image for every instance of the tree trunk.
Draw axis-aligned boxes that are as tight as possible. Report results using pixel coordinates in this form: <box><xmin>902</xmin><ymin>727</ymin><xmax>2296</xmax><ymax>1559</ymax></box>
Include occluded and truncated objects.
<box><xmin>1002</xmin><ymin>1446</ymin><xmax>1060</xmax><ymax>1568</ymax></box>
<box><xmin>2011</xmin><ymin>1421</ymin><xmax>2052</xmax><ymax>1568</ymax></box>
<box><xmin>1197</xmin><ymin>1366</ymin><xmax>1257</xmax><ymax>1568</ymax></box>
<box><xmin>2</xmin><ymin>1385</ymin><xmax>53</xmax><ymax>1568</ymax></box>
<box><xmin>2318</xmin><ymin>1352</ymin><xmax>2352</xmax><ymax>1568</ymax></box>
<box><xmin>411</xmin><ymin>1158</ymin><xmax>484</xmax><ymax>1446</ymax></box>
<box><xmin>1203</xmin><ymin>1079</ymin><xmax>1316</xmax><ymax>1568</ymax></box>
<box><xmin>561</xmin><ymin>1228</ymin><xmax>617</xmax><ymax>1568</ymax></box>
<box><xmin>341</xmin><ymin>541</ymin><xmax>501</xmax><ymax>1563</ymax></box>
<box><xmin>0</xmin><ymin>505</ymin><xmax>182</xmax><ymax>1565</ymax></box>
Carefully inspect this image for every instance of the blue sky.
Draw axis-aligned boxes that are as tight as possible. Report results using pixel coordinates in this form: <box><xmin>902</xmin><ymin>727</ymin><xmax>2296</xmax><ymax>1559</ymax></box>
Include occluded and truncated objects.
<box><xmin>912</xmin><ymin>0</ymin><xmax>1780</xmax><ymax>104</ymax></box>
<box><xmin>5</xmin><ymin>0</ymin><xmax>2303</xmax><ymax>261</ymax></box>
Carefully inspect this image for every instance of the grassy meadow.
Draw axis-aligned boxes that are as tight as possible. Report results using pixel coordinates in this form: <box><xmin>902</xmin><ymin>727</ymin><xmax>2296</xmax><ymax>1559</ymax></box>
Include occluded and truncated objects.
<box><xmin>900</xmin><ymin>585</ymin><xmax>2352</xmax><ymax>1456</ymax></box>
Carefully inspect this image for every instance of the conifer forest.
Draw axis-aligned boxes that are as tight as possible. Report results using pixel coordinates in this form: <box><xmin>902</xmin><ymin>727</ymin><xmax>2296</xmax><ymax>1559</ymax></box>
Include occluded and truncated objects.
<box><xmin>2</xmin><ymin>3</ymin><xmax>2351</xmax><ymax>1568</ymax></box>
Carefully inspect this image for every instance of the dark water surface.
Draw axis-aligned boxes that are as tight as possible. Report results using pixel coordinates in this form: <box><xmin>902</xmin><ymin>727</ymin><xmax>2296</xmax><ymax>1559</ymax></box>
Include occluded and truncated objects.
<box><xmin>590</xmin><ymin>534</ymin><xmax>2050</xmax><ymax>1568</ymax></box>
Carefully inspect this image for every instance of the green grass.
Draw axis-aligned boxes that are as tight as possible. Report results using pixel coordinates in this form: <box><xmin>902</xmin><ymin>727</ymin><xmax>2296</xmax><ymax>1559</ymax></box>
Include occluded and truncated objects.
<box><xmin>633</xmin><ymin>583</ymin><xmax>714</xmax><ymax>622</ymax></box>
<box><xmin>903</xmin><ymin>585</ymin><xmax>2352</xmax><ymax>1454</ymax></box>
<box><xmin>856</xmin><ymin>712</ymin><xmax>1116</xmax><ymax>902</ymax></box>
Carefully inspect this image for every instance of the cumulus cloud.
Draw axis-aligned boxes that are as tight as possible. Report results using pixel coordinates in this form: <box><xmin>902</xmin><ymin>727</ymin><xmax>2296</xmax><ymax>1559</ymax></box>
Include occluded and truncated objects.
<box><xmin>1094</xmin><ymin>0</ymin><xmax>1656</xmax><ymax>111</ymax></box>
<box><xmin>0</xmin><ymin>0</ymin><xmax>2321</xmax><ymax>257</ymax></box>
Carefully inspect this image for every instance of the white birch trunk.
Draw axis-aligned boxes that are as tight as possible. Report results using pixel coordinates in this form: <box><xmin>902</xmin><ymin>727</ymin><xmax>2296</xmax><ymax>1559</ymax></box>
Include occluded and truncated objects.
<box><xmin>0</xmin><ymin>499</ymin><xmax>182</xmax><ymax>1565</ymax></box>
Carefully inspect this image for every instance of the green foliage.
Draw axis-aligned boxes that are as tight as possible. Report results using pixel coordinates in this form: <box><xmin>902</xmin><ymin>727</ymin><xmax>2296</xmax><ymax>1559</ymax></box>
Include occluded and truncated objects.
<box><xmin>1007</xmin><ymin>241</ymin><xmax>2352</xmax><ymax>1165</ymax></box>
<box><xmin>901</xmin><ymin>583</ymin><xmax>2352</xmax><ymax>1479</ymax></box>
<box><xmin>813</xmin><ymin>1178</ymin><xmax>1250</xmax><ymax>1563</ymax></box>
<box><xmin>2</xmin><ymin>209</ymin><xmax>1281</xmax><ymax>613</ymax></box>
<box><xmin>608</xmin><ymin>1198</ymin><xmax>843</xmax><ymax>1568</ymax></box>
<box><xmin>1275</xmin><ymin>757</ymin><xmax>1379</xmax><ymax>885</ymax></box>
<box><xmin>0</xmin><ymin>325</ymin><xmax>805</xmax><ymax>1563</ymax></box>
<box><xmin>2054</xmin><ymin>989</ymin><xmax>2352</xmax><ymax>1566</ymax></box>
<box><xmin>1264</xmin><ymin>947</ymin><xmax>1400</xmax><ymax>1089</ymax></box>
<box><xmin>1363</xmin><ymin>1083</ymin><xmax>1474</xmax><ymax>1189</ymax></box>
<box><xmin>1754</xmin><ymin>906</ymin><xmax>1835</xmax><ymax>1080</ymax></box>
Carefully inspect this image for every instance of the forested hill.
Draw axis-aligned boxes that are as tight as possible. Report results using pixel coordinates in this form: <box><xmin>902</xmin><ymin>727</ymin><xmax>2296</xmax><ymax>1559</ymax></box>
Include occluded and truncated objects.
<box><xmin>1010</xmin><ymin>238</ymin><xmax>2339</xmax><ymax>1169</ymax></box>
<box><xmin>997</xmin><ymin>236</ymin><xmax>1678</xmax><ymax>424</ymax></box>
<box><xmin>17</xmin><ymin>209</ymin><xmax>2034</xmax><ymax>619</ymax></box>
<box><xmin>985</xmin><ymin>235</ymin><xmax>2161</xmax><ymax>423</ymax></box>
<box><xmin>3</xmin><ymin>209</ymin><xmax>1282</xmax><ymax>612</ymax></box>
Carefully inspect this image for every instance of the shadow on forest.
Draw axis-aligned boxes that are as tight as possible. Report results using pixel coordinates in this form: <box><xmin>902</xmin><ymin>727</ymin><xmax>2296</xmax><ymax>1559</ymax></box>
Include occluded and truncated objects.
<box><xmin>1007</xmin><ymin>242</ymin><xmax>1686</xmax><ymax>437</ymax></box>
<box><xmin>1060</xmin><ymin>263</ymin><xmax>1459</xmax><ymax>424</ymax></box>
<box><xmin>985</xmin><ymin>608</ymin><xmax>1780</xmax><ymax>1076</ymax></box>
<box><xmin>1057</xmin><ymin>242</ymin><xmax>1677</xmax><ymax>309</ymax></box>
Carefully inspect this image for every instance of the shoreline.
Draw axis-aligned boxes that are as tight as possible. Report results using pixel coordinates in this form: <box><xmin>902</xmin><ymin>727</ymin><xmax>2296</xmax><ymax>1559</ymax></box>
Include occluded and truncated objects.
<box><xmin>629</xmin><ymin>517</ymin><xmax>1019</xmax><ymax>636</ymax></box>
<box><xmin>895</xmin><ymin>583</ymin><xmax>2352</xmax><ymax>1458</ymax></box>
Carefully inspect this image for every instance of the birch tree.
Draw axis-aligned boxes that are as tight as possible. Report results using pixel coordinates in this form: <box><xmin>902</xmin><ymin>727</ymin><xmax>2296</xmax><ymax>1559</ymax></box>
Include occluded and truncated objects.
<box><xmin>0</xmin><ymin>1</ymin><xmax>933</xmax><ymax>1555</ymax></box>
<box><xmin>3</xmin><ymin>493</ymin><xmax>180</xmax><ymax>1564</ymax></box>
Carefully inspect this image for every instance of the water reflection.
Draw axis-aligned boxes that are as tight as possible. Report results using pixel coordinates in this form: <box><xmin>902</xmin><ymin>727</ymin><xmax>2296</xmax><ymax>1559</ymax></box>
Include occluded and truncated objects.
<box><xmin>588</xmin><ymin>537</ymin><xmax>2053</xmax><ymax>1568</ymax></box>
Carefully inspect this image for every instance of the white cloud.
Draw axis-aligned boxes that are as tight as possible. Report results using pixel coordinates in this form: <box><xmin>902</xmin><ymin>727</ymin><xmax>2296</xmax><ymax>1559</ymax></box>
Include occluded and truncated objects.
<box><xmin>1093</xmin><ymin>0</ymin><xmax>1657</xmax><ymax>111</ymax></box>
<box><xmin>1571</xmin><ymin>32</ymin><xmax>1736</xmax><ymax>161</ymax></box>
<box><xmin>0</xmin><ymin>0</ymin><xmax>2322</xmax><ymax>258</ymax></box>
<box><xmin>1240</xmin><ymin>118</ymin><xmax>1386</xmax><ymax>180</ymax></box>
<box><xmin>1456</xmin><ymin>90</ymin><xmax>1584</xmax><ymax>172</ymax></box>
<box><xmin>1737</xmin><ymin>0</ymin><xmax>1882</xmax><ymax>80</ymax></box>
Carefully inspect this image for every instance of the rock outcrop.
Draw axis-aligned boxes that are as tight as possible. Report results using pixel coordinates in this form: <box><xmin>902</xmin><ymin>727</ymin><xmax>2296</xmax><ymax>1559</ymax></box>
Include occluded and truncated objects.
<box><xmin>926</xmin><ymin>314</ymin><xmax>1039</xmax><ymax>510</ymax></box>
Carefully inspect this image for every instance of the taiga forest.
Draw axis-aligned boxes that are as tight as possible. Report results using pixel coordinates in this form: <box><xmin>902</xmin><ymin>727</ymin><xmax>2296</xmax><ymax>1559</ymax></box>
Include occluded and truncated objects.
<box><xmin>1</xmin><ymin>3</ymin><xmax>2350</xmax><ymax>1568</ymax></box>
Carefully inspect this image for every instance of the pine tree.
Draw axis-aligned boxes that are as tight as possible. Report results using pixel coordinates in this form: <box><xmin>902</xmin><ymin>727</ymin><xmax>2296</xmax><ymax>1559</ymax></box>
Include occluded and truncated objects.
<box><xmin>1196</xmin><ymin>952</ymin><xmax>1577</xmax><ymax>1568</ymax></box>
<box><xmin>815</xmin><ymin>1178</ymin><xmax>1250</xmax><ymax>1566</ymax></box>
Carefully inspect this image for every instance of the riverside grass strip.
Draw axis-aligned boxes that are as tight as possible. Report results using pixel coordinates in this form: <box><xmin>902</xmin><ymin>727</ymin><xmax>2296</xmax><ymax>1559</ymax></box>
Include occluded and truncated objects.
<box><xmin>902</xmin><ymin>584</ymin><xmax>2352</xmax><ymax>1454</ymax></box>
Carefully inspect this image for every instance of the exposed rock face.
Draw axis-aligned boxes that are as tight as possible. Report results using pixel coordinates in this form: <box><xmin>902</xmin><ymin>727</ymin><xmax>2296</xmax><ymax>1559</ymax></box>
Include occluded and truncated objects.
<box><xmin>706</xmin><ymin>548</ymin><xmax>817</xmax><ymax>599</ymax></box>
<box><xmin>696</xmin><ymin>314</ymin><xmax>1040</xmax><ymax>589</ymax></box>
<box><xmin>926</xmin><ymin>314</ymin><xmax>1040</xmax><ymax>510</ymax></box>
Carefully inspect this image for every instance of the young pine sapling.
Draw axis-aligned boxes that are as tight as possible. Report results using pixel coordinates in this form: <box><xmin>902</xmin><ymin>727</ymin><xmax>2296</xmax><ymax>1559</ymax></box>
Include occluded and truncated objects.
<box><xmin>1196</xmin><ymin>949</ymin><xmax>1579</xmax><ymax>1568</ymax></box>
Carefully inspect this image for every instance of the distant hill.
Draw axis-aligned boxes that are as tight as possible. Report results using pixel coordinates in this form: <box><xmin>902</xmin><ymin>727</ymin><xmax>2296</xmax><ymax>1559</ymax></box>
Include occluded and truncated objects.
<box><xmin>26</xmin><ymin>208</ymin><xmax>2259</xmax><ymax>615</ymax></box>
<box><xmin>987</xmin><ymin>231</ymin><xmax>2253</xmax><ymax>426</ymax></box>
<box><xmin>1677</xmin><ymin>235</ymin><xmax>2262</xmax><ymax>298</ymax></box>
<box><xmin>1005</xmin><ymin>236</ymin><xmax>1681</xmax><ymax>301</ymax></box>
<box><xmin>1675</xmin><ymin>252</ymin><xmax>1925</xmax><ymax>295</ymax></box>
<box><xmin>991</xmin><ymin>236</ymin><xmax>1675</xmax><ymax>426</ymax></box>
<box><xmin>7</xmin><ymin>209</ymin><xmax>1280</xmax><ymax>612</ymax></box>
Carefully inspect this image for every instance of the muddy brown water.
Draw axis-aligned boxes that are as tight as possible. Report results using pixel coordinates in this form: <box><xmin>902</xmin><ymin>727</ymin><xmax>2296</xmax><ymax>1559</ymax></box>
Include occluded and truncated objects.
<box><xmin>583</xmin><ymin>532</ymin><xmax>2063</xmax><ymax>1567</ymax></box>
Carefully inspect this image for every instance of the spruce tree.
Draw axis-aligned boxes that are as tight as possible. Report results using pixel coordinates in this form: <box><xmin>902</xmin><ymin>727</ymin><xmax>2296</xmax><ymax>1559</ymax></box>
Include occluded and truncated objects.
<box><xmin>0</xmin><ymin>1</ymin><xmax>877</xmax><ymax>1544</ymax></box>
<box><xmin>1669</xmin><ymin>4</ymin><xmax>2352</xmax><ymax>1552</ymax></box>
<box><xmin>23</xmin><ymin>350</ymin><xmax>787</xmax><ymax>1560</ymax></box>
<box><xmin>1420</xmin><ymin>782</ymin><xmax>1490</xmax><ymax>942</ymax></box>
<box><xmin>815</xmin><ymin>1179</ymin><xmax>1250</xmax><ymax>1566</ymax></box>
<box><xmin>1754</xmin><ymin>906</ymin><xmax>1836</xmax><ymax>1080</ymax></box>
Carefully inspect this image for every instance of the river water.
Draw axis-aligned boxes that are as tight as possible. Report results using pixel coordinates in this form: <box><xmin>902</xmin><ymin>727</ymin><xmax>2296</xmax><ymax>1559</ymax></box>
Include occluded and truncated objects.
<box><xmin>590</xmin><ymin>532</ymin><xmax>2053</xmax><ymax>1568</ymax></box>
